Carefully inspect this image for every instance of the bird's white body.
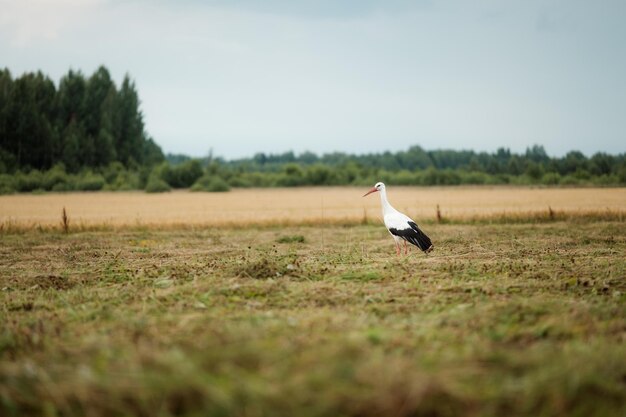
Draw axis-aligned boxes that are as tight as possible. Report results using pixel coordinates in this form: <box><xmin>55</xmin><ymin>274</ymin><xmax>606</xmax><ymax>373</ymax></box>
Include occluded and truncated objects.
<box><xmin>377</xmin><ymin>187</ymin><xmax>411</xmax><ymax>240</ymax></box>
<box><xmin>364</xmin><ymin>182</ymin><xmax>433</xmax><ymax>255</ymax></box>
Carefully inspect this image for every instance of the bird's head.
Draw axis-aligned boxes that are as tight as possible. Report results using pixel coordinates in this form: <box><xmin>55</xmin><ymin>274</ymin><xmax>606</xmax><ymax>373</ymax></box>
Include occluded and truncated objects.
<box><xmin>363</xmin><ymin>182</ymin><xmax>385</xmax><ymax>197</ymax></box>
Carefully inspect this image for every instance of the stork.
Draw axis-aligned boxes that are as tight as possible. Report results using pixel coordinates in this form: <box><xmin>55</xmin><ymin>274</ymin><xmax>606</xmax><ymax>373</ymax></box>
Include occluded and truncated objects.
<box><xmin>363</xmin><ymin>182</ymin><xmax>433</xmax><ymax>256</ymax></box>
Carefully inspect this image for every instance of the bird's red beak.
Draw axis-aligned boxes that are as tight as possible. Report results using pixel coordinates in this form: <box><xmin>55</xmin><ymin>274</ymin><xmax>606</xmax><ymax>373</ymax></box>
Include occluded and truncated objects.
<box><xmin>363</xmin><ymin>187</ymin><xmax>378</xmax><ymax>197</ymax></box>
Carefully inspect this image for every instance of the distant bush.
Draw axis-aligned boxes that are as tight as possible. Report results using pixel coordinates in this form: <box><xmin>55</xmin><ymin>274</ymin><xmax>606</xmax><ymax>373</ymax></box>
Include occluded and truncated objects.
<box><xmin>618</xmin><ymin>167</ymin><xmax>626</xmax><ymax>184</ymax></box>
<box><xmin>101</xmin><ymin>162</ymin><xmax>142</xmax><ymax>190</ymax></box>
<box><xmin>76</xmin><ymin>173</ymin><xmax>106</xmax><ymax>191</ymax></box>
<box><xmin>102</xmin><ymin>162</ymin><xmax>126</xmax><ymax>184</ymax></box>
<box><xmin>51</xmin><ymin>182</ymin><xmax>74</xmax><ymax>192</ymax></box>
<box><xmin>460</xmin><ymin>171</ymin><xmax>489</xmax><ymax>185</ymax></box>
<box><xmin>16</xmin><ymin>170</ymin><xmax>44</xmax><ymax>192</ymax></box>
<box><xmin>559</xmin><ymin>175</ymin><xmax>581</xmax><ymax>186</ymax></box>
<box><xmin>275</xmin><ymin>164</ymin><xmax>307</xmax><ymax>187</ymax></box>
<box><xmin>246</xmin><ymin>172</ymin><xmax>276</xmax><ymax>187</ymax></box>
<box><xmin>42</xmin><ymin>164</ymin><xmax>71</xmax><ymax>190</ymax></box>
<box><xmin>305</xmin><ymin>164</ymin><xmax>336</xmax><ymax>185</ymax></box>
<box><xmin>0</xmin><ymin>174</ymin><xmax>16</xmax><ymax>194</ymax></box>
<box><xmin>541</xmin><ymin>172</ymin><xmax>561</xmax><ymax>185</ymax></box>
<box><xmin>228</xmin><ymin>176</ymin><xmax>253</xmax><ymax>188</ymax></box>
<box><xmin>145</xmin><ymin>175</ymin><xmax>171</xmax><ymax>193</ymax></box>
<box><xmin>160</xmin><ymin>160</ymin><xmax>203</xmax><ymax>188</ymax></box>
<box><xmin>191</xmin><ymin>175</ymin><xmax>230</xmax><ymax>192</ymax></box>
<box><xmin>573</xmin><ymin>168</ymin><xmax>591</xmax><ymax>180</ymax></box>
<box><xmin>591</xmin><ymin>174</ymin><xmax>619</xmax><ymax>186</ymax></box>
<box><xmin>391</xmin><ymin>170</ymin><xmax>418</xmax><ymax>185</ymax></box>
<box><xmin>416</xmin><ymin>168</ymin><xmax>462</xmax><ymax>185</ymax></box>
<box><xmin>107</xmin><ymin>170</ymin><xmax>141</xmax><ymax>191</ymax></box>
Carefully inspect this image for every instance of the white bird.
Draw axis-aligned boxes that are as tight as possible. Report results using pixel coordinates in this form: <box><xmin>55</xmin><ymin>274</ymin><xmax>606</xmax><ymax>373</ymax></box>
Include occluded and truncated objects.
<box><xmin>363</xmin><ymin>182</ymin><xmax>433</xmax><ymax>256</ymax></box>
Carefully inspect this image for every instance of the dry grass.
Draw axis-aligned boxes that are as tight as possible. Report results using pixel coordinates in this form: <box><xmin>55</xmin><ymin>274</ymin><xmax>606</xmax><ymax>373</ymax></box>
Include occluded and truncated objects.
<box><xmin>0</xmin><ymin>187</ymin><xmax>624</xmax><ymax>231</ymax></box>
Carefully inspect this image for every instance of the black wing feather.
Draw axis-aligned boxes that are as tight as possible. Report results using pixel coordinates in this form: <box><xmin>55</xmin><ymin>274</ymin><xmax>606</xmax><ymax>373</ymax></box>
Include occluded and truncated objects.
<box><xmin>388</xmin><ymin>221</ymin><xmax>433</xmax><ymax>252</ymax></box>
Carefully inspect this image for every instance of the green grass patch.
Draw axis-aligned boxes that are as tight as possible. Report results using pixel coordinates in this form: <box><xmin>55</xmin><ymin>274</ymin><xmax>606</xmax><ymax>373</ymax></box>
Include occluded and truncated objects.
<box><xmin>276</xmin><ymin>234</ymin><xmax>306</xmax><ymax>244</ymax></box>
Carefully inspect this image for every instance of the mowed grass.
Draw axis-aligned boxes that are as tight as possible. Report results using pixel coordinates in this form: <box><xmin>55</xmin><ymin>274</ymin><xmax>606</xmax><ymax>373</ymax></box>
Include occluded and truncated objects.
<box><xmin>1</xmin><ymin>221</ymin><xmax>625</xmax><ymax>417</ymax></box>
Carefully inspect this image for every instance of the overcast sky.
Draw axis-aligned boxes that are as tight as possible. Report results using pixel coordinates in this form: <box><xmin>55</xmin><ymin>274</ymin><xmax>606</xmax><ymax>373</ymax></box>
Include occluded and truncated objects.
<box><xmin>1</xmin><ymin>0</ymin><xmax>625</xmax><ymax>158</ymax></box>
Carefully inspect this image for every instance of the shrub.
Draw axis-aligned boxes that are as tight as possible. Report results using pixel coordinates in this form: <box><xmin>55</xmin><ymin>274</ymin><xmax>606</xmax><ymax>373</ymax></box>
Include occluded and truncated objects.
<box><xmin>145</xmin><ymin>176</ymin><xmax>171</xmax><ymax>193</ymax></box>
<box><xmin>618</xmin><ymin>166</ymin><xmax>626</xmax><ymax>184</ymax></box>
<box><xmin>559</xmin><ymin>175</ymin><xmax>580</xmax><ymax>186</ymax></box>
<box><xmin>0</xmin><ymin>174</ymin><xmax>16</xmax><ymax>194</ymax></box>
<box><xmin>491</xmin><ymin>174</ymin><xmax>511</xmax><ymax>184</ymax></box>
<box><xmin>573</xmin><ymin>168</ymin><xmax>591</xmax><ymax>180</ymax></box>
<box><xmin>591</xmin><ymin>174</ymin><xmax>619</xmax><ymax>186</ymax></box>
<box><xmin>541</xmin><ymin>172</ymin><xmax>561</xmax><ymax>185</ymax></box>
<box><xmin>191</xmin><ymin>175</ymin><xmax>230</xmax><ymax>192</ymax></box>
<box><xmin>305</xmin><ymin>164</ymin><xmax>336</xmax><ymax>185</ymax></box>
<box><xmin>108</xmin><ymin>170</ymin><xmax>141</xmax><ymax>190</ymax></box>
<box><xmin>228</xmin><ymin>176</ymin><xmax>252</xmax><ymax>188</ymax></box>
<box><xmin>76</xmin><ymin>173</ymin><xmax>106</xmax><ymax>191</ymax></box>
<box><xmin>51</xmin><ymin>182</ymin><xmax>74</xmax><ymax>192</ymax></box>
<box><xmin>417</xmin><ymin>168</ymin><xmax>461</xmax><ymax>185</ymax></box>
<box><xmin>390</xmin><ymin>170</ymin><xmax>418</xmax><ymax>185</ymax></box>
<box><xmin>16</xmin><ymin>170</ymin><xmax>44</xmax><ymax>192</ymax></box>
<box><xmin>525</xmin><ymin>162</ymin><xmax>544</xmax><ymax>180</ymax></box>
<box><xmin>275</xmin><ymin>173</ymin><xmax>307</xmax><ymax>187</ymax></box>
<box><xmin>102</xmin><ymin>162</ymin><xmax>126</xmax><ymax>184</ymax></box>
<box><xmin>161</xmin><ymin>160</ymin><xmax>203</xmax><ymax>188</ymax></box>
<box><xmin>275</xmin><ymin>164</ymin><xmax>307</xmax><ymax>187</ymax></box>
<box><xmin>42</xmin><ymin>164</ymin><xmax>70</xmax><ymax>190</ymax></box>
<box><xmin>460</xmin><ymin>171</ymin><xmax>489</xmax><ymax>185</ymax></box>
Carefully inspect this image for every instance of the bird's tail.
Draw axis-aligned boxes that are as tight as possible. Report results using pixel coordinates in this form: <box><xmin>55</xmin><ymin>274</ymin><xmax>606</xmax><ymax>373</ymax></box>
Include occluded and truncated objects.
<box><xmin>409</xmin><ymin>223</ymin><xmax>433</xmax><ymax>252</ymax></box>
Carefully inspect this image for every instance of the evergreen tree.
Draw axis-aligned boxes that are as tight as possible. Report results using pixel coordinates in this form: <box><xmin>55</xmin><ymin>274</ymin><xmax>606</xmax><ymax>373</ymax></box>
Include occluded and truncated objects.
<box><xmin>117</xmin><ymin>75</ymin><xmax>145</xmax><ymax>165</ymax></box>
<box><xmin>0</xmin><ymin>69</ymin><xmax>13</xmax><ymax>169</ymax></box>
<box><xmin>0</xmin><ymin>66</ymin><xmax>163</xmax><ymax>173</ymax></box>
<box><xmin>57</xmin><ymin>70</ymin><xmax>87</xmax><ymax>170</ymax></box>
<box><xmin>84</xmin><ymin>66</ymin><xmax>117</xmax><ymax>166</ymax></box>
<box><xmin>62</xmin><ymin>119</ymin><xmax>83</xmax><ymax>172</ymax></box>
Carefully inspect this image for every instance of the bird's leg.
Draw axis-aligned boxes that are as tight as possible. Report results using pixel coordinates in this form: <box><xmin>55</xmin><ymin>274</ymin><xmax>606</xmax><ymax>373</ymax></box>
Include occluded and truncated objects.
<box><xmin>395</xmin><ymin>242</ymin><xmax>401</xmax><ymax>256</ymax></box>
<box><xmin>404</xmin><ymin>240</ymin><xmax>408</xmax><ymax>255</ymax></box>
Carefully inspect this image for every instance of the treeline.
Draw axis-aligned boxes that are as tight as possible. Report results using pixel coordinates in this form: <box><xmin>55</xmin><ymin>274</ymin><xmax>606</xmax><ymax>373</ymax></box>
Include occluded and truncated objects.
<box><xmin>165</xmin><ymin>145</ymin><xmax>626</xmax><ymax>188</ymax></box>
<box><xmin>0</xmin><ymin>66</ymin><xmax>163</xmax><ymax>174</ymax></box>
<box><xmin>229</xmin><ymin>145</ymin><xmax>624</xmax><ymax>178</ymax></box>
<box><xmin>2</xmin><ymin>145</ymin><xmax>624</xmax><ymax>194</ymax></box>
<box><xmin>0</xmin><ymin>65</ymin><xmax>624</xmax><ymax>193</ymax></box>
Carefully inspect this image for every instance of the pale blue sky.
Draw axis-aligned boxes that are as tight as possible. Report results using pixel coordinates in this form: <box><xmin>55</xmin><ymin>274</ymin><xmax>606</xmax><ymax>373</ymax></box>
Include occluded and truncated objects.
<box><xmin>1</xmin><ymin>0</ymin><xmax>625</xmax><ymax>158</ymax></box>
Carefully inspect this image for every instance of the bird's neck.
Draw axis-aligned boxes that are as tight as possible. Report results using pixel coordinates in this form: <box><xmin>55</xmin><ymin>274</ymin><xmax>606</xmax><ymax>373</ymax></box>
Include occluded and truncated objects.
<box><xmin>379</xmin><ymin>189</ymin><xmax>396</xmax><ymax>215</ymax></box>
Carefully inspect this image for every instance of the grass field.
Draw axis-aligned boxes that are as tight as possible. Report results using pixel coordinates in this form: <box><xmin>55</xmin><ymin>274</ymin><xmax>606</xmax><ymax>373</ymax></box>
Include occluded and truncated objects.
<box><xmin>1</xmin><ymin>187</ymin><xmax>625</xmax><ymax>229</ymax></box>
<box><xmin>1</xmin><ymin>211</ymin><xmax>625</xmax><ymax>416</ymax></box>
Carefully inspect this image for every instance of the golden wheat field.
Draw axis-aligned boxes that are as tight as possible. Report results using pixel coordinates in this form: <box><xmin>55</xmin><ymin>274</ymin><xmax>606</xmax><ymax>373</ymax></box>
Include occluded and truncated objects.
<box><xmin>0</xmin><ymin>186</ymin><xmax>624</xmax><ymax>229</ymax></box>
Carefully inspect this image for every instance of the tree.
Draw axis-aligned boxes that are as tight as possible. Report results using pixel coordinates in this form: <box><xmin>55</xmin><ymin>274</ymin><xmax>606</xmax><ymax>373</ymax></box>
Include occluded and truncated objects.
<box><xmin>525</xmin><ymin>145</ymin><xmax>549</xmax><ymax>163</ymax></box>
<box><xmin>117</xmin><ymin>75</ymin><xmax>145</xmax><ymax>165</ymax></box>
<box><xmin>3</xmin><ymin>72</ymin><xmax>56</xmax><ymax>169</ymax></box>
<box><xmin>589</xmin><ymin>153</ymin><xmax>613</xmax><ymax>176</ymax></box>
<box><xmin>62</xmin><ymin>120</ymin><xmax>83</xmax><ymax>172</ymax></box>
<box><xmin>84</xmin><ymin>66</ymin><xmax>117</xmax><ymax>166</ymax></box>
<box><xmin>560</xmin><ymin>151</ymin><xmax>587</xmax><ymax>175</ymax></box>
<box><xmin>0</xmin><ymin>66</ymin><xmax>163</xmax><ymax>174</ymax></box>
<box><xmin>525</xmin><ymin>161</ymin><xmax>544</xmax><ymax>180</ymax></box>
<box><xmin>401</xmin><ymin>145</ymin><xmax>433</xmax><ymax>170</ymax></box>
<box><xmin>0</xmin><ymin>69</ymin><xmax>13</xmax><ymax>166</ymax></box>
<box><xmin>57</xmin><ymin>70</ymin><xmax>87</xmax><ymax>169</ymax></box>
